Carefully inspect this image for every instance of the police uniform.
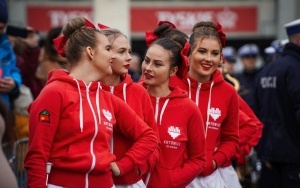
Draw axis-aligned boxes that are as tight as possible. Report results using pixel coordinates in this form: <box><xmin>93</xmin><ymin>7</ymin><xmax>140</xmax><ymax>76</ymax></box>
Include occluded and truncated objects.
<box><xmin>235</xmin><ymin>43</ymin><xmax>260</xmax><ymax>110</ymax></box>
<box><xmin>254</xmin><ymin>18</ymin><xmax>300</xmax><ymax>188</ymax></box>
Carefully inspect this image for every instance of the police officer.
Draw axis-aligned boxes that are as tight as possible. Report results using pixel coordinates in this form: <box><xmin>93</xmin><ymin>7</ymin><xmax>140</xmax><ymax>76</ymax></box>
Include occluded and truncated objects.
<box><xmin>236</xmin><ymin>43</ymin><xmax>260</xmax><ymax>110</ymax></box>
<box><xmin>254</xmin><ymin>18</ymin><xmax>300</xmax><ymax>188</ymax></box>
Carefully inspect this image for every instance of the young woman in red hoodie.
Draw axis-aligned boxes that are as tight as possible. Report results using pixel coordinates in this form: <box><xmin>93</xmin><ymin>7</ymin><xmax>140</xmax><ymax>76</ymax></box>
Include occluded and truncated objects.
<box><xmin>170</xmin><ymin>21</ymin><xmax>240</xmax><ymax>188</ymax></box>
<box><xmin>141</xmin><ymin>33</ymin><xmax>207</xmax><ymax>187</ymax></box>
<box><xmin>24</xmin><ymin>17</ymin><xmax>158</xmax><ymax>188</ymax></box>
<box><xmin>217</xmin><ymin>66</ymin><xmax>263</xmax><ymax>187</ymax></box>
<box><xmin>99</xmin><ymin>27</ymin><xmax>159</xmax><ymax>188</ymax></box>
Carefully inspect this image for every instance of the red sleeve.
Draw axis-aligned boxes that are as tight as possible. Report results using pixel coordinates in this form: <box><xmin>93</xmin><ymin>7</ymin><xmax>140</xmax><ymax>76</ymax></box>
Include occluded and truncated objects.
<box><xmin>238</xmin><ymin>109</ymin><xmax>257</xmax><ymax>146</ymax></box>
<box><xmin>239</xmin><ymin>96</ymin><xmax>263</xmax><ymax>148</ymax></box>
<box><xmin>234</xmin><ymin>109</ymin><xmax>257</xmax><ymax>164</ymax></box>
<box><xmin>112</xmin><ymin>96</ymin><xmax>158</xmax><ymax>176</ymax></box>
<box><xmin>213</xmin><ymin>90</ymin><xmax>239</xmax><ymax>168</ymax></box>
<box><xmin>24</xmin><ymin>85</ymin><xmax>62</xmax><ymax>188</ymax></box>
<box><xmin>172</xmin><ymin>101</ymin><xmax>207</xmax><ymax>187</ymax></box>
<box><xmin>139</xmin><ymin>91</ymin><xmax>160</xmax><ymax>176</ymax></box>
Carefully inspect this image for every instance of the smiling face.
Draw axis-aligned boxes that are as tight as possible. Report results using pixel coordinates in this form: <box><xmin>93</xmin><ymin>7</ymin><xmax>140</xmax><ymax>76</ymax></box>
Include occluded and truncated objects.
<box><xmin>141</xmin><ymin>44</ymin><xmax>176</xmax><ymax>87</ymax></box>
<box><xmin>110</xmin><ymin>35</ymin><xmax>132</xmax><ymax>75</ymax></box>
<box><xmin>188</xmin><ymin>37</ymin><xmax>222</xmax><ymax>83</ymax></box>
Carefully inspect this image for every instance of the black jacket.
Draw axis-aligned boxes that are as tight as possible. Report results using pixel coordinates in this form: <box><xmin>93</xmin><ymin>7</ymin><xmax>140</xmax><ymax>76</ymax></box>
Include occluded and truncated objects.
<box><xmin>254</xmin><ymin>42</ymin><xmax>300</xmax><ymax>164</ymax></box>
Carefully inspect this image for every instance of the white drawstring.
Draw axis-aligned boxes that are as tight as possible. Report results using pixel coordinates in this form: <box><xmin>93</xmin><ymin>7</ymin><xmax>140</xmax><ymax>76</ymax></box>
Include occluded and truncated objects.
<box><xmin>205</xmin><ymin>81</ymin><xmax>214</xmax><ymax>138</ymax></box>
<box><xmin>123</xmin><ymin>83</ymin><xmax>127</xmax><ymax>103</ymax></box>
<box><xmin>187</xmin><ymin>78</ymin><xmax>201</xmax><ymax>106</ymax></box>
<box><xmin>85</xmin><ymin>82</ymin><xmax>99</xmax><ymax>188</ymax></box>
<box><xmin>96</xmin><ymin>82</ymin><xmax>101</xmax><ymax>125</ymax></box>
<box><xmin>195</xmin><ymin>83</ymin><xmax>201</xmax><ymax>106</ymax></box>
<box><xmin>154</xmin><ymin>97</ymin><xmax>169</xmax><ymax>125</ymax></box>
<box><xmin>159</xmin><ymin>99</ymin><xmax>169</xmax><ymax>125</ymax></box>
<box><xmin>74</xmin><ymin>79</ymin><xmax>84</xmax><ymax>132</ymax></box>
<box><xmin>155</xmin><ymin>98</ymin><xmax>159</xmax><ymax>123</ymax></box>
<box><xmin>110</xmin><ymin>86</ymin><xmax>114</xmax><ymax>94</ymax></box>
<box><xmin>187</xmin><ymin>78</ymin><xmax>191</xmax><ymax>99</ymax></box>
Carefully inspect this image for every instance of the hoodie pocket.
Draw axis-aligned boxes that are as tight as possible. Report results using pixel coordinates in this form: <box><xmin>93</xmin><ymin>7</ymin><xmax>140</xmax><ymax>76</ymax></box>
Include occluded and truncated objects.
<box><xmin>147</xmin><ymin>166</ymin><xmax>173</xmax><ymax>188</ymax></box>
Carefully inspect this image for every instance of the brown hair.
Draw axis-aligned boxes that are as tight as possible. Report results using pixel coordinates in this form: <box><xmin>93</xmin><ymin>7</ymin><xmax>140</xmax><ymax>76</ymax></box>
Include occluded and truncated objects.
<box><xmin>151</xmin><ymin>36</ymin><xmax>186</xmax><ymax>69</ymax></box>
<box><xmin>189</xmin><ymin>21</ymin><xmax>222</xmax><ymax>53</ymax></box>
<box><xmin>62</xmin><ymin>17</ymin><xmax>102</xmax><ymax>64</ymax></box>
<box><xmin>101</xmin><ymin>28</ymin><xmax>127</xmax><ymax>45</ymax></box>
<box><xmin>154</xmin><ymin>22</ymin><xmax>189</xmax><ymax>41</ymax></box>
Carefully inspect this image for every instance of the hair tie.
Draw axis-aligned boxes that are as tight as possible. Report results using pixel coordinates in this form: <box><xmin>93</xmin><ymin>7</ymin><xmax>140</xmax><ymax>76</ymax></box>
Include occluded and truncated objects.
<box><xmin>216</xmin><ymin>22</ymin><xmax>226</xmax><ymax>47</ymax></box>
<box><xmin>53</xmin><ymin>18</ymin><xmax>96</xmax><ymax>57</ymax></box>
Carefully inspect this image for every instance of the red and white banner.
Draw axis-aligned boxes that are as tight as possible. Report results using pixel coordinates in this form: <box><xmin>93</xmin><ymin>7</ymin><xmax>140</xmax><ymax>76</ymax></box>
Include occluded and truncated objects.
<box><xmin>27</xmin><ymin>5</ymin><xmax>93</xmax><ymax>32</ymax></box>
<box><xmin>27</xmin><ymin>5</ymin><xmax>257</xmax><ymax>34</ymax></box>
<box><xmin>131</xmin><ymin>6</ymin><xmax>257</xmax><ymax>34</ymax></box>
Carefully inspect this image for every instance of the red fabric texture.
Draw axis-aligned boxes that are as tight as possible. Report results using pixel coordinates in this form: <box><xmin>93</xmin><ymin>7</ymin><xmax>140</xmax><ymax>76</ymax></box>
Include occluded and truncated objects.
<box><xmin>170</xmin><ymin>69</ymin><xmax>239</xmax><ymax>176</ymax></box>
<box><xmin>146</xmin><ymin>86</ymin><xmax>206</xmax><ymax>188</ymax></box>
<box><xmin>100</xmin><ymin>74</ymin><xmax>160</xmax><ymax>184</ymax></box>
<box><xmin>24</xmin><ymin>70</ymin><xmax>157</xmax><ymax>188</ymax></box>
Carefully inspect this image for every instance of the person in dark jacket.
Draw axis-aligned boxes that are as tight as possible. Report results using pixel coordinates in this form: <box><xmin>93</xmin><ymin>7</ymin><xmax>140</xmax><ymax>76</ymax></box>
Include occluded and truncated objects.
<box><xmin>235</xmin><ymin>43</ymin><xmax>261</xmax><ymax>110</ymax></box>
<box><xmin>254</xmin><ymin>18</ymin><xmax>300</xmax><ymax>188</ymax></box>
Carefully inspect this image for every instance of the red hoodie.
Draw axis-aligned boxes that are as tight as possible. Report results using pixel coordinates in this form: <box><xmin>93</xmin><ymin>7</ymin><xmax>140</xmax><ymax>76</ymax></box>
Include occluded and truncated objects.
<box><xmin>234</xmin><ymin>108</ymin><xmax>257</xmax><ymax>165</ymax></box>
<box><xmin>100</xmin><ymin>74</ymin><xmax>159</xmax><ymax>185</ymax></box>
<box><xmin>170</xmin><ymin>69</ymin><xmax>239</xmax><ymax>176</ymax></box>
<box><xmin>24</xmin><ymin>70</ymin><xmax>158</xmax><ymax>188</ymax></box>
<box><xmin>146</xmin><ymin>86</ymin><xmax>206</xmax><ymax>188</ymax></box>
<box><xmin>237</xmin><ymin>96</ymin><xmax>263</xmax><ymax>165</ymax></box>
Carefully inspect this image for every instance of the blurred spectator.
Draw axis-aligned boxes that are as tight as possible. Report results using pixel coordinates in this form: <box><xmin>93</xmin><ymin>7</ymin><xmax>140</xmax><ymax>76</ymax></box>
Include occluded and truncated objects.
<box><xmin>0</xmin><ymin>98</ymin><xmax>18</xmax><ymax>188</ymax></box>
<box><xmin>128</xmin><ymin>52</ymin><xmax>141</xmax><ymax>82</ymax></box>
<box><xmin>223</xmin><ymin>46</ymin><xmax>237</xmax><ymax>75</ymax></box>
<box><xmin>9</xmin><ymin>27</ymin><xmax>44</xmax><ymax>100</ymax></box>
<box><xmin>235</xmin><ymin>43</ymin><xmax>260</xmax><ymax>109</ymax></box>
<box><xmin>0</xmin><ymin>0</ymin><xmax>22</xmax><ymax>110</ymax></box>
<box><xmin>254</xmin><ymin>18</ymin><xmax>300</xmax><ymax>188</ymax></box>
<box><xmin>264</xmin><ymin>39</ymin><xmax>289</xmax><ymax>64</ymax></box>
<box><xmin>36</xmin><ymin>26</ymin><xmax>70</xmax><ymax>84</ymax></box>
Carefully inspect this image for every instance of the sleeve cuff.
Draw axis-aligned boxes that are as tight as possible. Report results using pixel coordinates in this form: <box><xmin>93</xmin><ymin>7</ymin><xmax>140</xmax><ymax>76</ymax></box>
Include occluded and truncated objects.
<box><xmin>213</xmin><ymin>152</ymin><xmax>227</xmax><ymax>167</ymax></box>
<box><xmin>115</xmin><ymin>156</ymin><xmax>136</xmax><ymax>176</ymax></box>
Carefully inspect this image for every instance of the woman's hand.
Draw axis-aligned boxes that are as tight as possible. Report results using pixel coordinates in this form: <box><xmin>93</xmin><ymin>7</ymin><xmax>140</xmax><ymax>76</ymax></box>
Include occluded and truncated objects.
<box><xmin>213</xmin><ymin>160</ymin><xmax>217</xmax><ymax>170</ymax></box>
<box><xmin>110</xmin><ymin>162</ymin><xmax>121</xmax><ymax>176</ymax></box>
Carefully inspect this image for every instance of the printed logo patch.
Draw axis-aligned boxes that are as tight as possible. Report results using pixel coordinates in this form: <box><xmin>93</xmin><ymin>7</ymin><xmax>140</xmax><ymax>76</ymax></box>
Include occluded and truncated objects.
<box><xmin>39</xmin><ymin>109</ymin><xmax>50</xmax><ymax>123</ymax></box>
<box><xmin>168</xmin><ymin>126</ymin><xmax>180</xmax><ymax>139</ymax></box>
<box><xmin>102</xmin><ymin>109</ymin><xmax>112</xmax><ymax>122</ymax></box>
<box><xmin>209</xmin><ymin>107</ymin><xmax>221</xmax><ymax>121</ymax></box>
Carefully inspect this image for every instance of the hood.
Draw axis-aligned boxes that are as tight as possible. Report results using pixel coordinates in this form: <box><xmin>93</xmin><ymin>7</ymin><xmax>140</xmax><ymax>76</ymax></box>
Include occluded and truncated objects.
<box><xmin>283</xmin><ymin>42</ymin><xmax>300</xmax><ymax>61</ymax></box>
<box><xmin>46</xmin><ymin>69</ymin><xmax>101</xmax><ymax>91</ymax></box>
<box><xmin>186</xmin><ymin>69</ymin><xmax>224</xmax><ymax>90</ymax></box>
<box><xmin>164</xmin><ymin>86</ymin><xmax>188</xmax><ymax>99</ymax></box>
<box><xmin>151</xmin><ymin>86</ymin><xmax>187</xmax><ymax>125</ymax></box>
<box><xmin>100</xmin><ymin>74</ymin><xmax>133</xmax><ymax>103</ymax></box>
<box><xmin>185</xmin><ymin>70</ymin><xmax>225</xmax><ymax>138</ymax></box>
<box><xmin>46</xmin><ymin>69</ymin><xmax>102</xmax><ymax>132</ymax></box>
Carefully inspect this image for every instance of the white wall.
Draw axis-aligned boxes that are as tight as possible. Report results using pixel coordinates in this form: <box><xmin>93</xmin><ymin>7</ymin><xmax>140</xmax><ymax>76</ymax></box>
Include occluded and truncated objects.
<box><xmin>93</xmin><ymin>0</ymin><xmax>130</xmax><ymax>38</ymax></box>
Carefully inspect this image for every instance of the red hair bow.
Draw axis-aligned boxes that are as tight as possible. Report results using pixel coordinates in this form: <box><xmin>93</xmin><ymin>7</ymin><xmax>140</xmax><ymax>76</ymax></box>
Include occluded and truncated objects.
<box><xmin>145</xmin><ymin>20</ymin><xmax>176</xmax><ymax>46</ymax></box>
<box><xmin>53</xmin><ymin>18</ymin><xmax>96</xmax><ymax>57</ymax></box>
<box><xmin>216</xmin><ymin>22</ymin><xmax>226</xmax><ymax>47</ymax></box>
<box><xmin>177</xmin><ymin>42</ymin><xmax>190</xmax><ymax>78</ymax></box>
<box><xmin>98</xmin><ymin>23</ymin><xmax>110</xmax><ymax>29</ymax></box>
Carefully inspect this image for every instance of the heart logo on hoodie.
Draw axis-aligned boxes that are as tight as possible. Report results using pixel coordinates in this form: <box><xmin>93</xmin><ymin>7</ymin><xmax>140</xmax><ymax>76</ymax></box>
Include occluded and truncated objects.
<box><xmin>102</xmin><ymin>109</ymin><xmax>112</xmax><ymax>122</ymax></box>
<box><xmin>209</xmin><ymin>107</ymin><xmax>221</xmax><ymax>121</ymax></box>
<box><xmin>168</xmin><ymin>126</ymin><xmax>181</xmax><ymax>139</ymax></box>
